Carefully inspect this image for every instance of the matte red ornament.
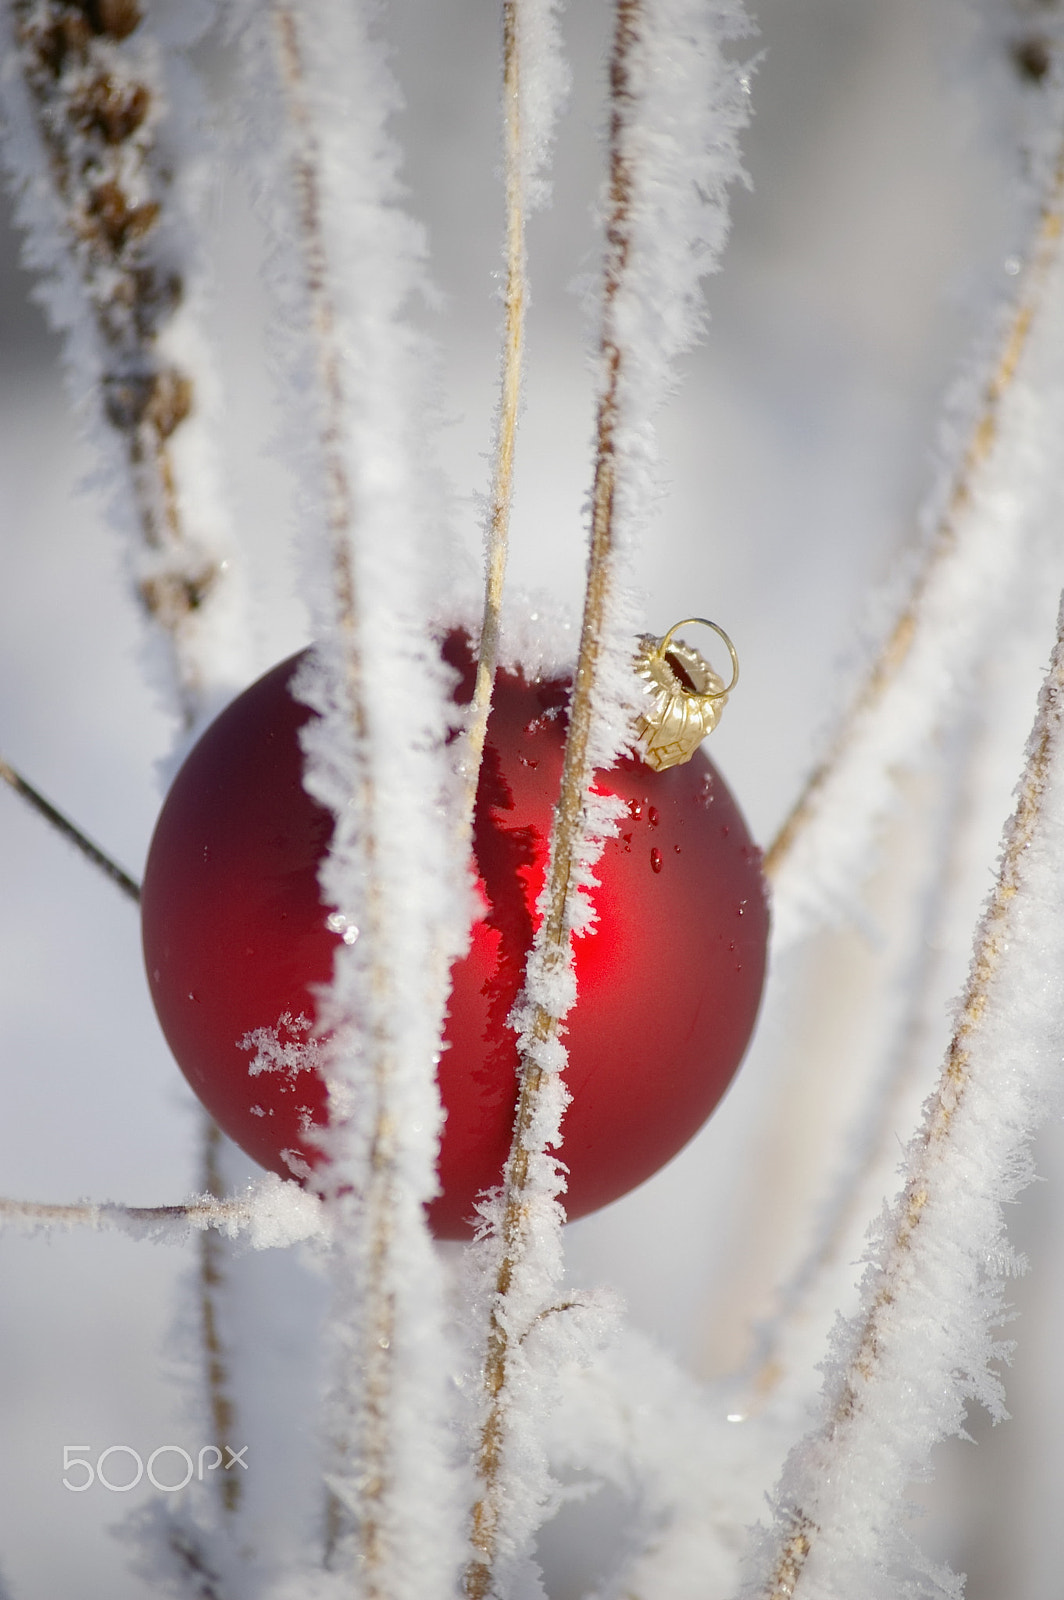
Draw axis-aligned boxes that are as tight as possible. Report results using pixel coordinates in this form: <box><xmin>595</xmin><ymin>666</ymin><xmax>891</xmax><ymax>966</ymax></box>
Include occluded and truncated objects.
<box><xmin>141</xmin><ymin>633</ymin><xmax>769</xmax><ymax>1238</ymax></box>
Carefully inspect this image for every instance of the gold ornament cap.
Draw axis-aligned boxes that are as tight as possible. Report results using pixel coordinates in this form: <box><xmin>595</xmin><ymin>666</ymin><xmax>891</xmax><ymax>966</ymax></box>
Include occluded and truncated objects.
<box><xmin>632</xmin><ymin>618</ymin><xmax>739</xmax><ymax>772</ymax></box>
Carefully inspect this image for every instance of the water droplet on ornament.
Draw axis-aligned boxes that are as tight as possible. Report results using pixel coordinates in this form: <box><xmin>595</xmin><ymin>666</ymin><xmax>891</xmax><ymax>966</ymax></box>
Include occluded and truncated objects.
<box><xmin>627</xmin><ymin>799</ymin><xmax>644</xmax><ymax>820</ymax></box>
<box><xmin>648</xmin><ymin>806</ymin><xmax>659</xmax><ymax>827</ymax></box>
<box><xmin>674</xmin><ymin>844</ymin><xmax>681</xmax><ymax>854</ymax></box>
<box><xmin>650</xmin><ymin>848</ymin><xmax>663</xmax><ymax>873</ymax></box>
<box><xmin>327</xmin><ymin>912</ymin><xmax>360</xmax><ymax>945</ymax></box>
<box><xmin>1004</xmin><ymin>255</ymin><xmax>1021</xmax><ymax>276</ymax></box>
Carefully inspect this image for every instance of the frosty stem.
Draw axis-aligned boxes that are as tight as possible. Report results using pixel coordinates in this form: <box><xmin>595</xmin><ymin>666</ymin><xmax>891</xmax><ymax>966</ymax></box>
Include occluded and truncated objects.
<box><xmin>764</xmin><ymin>125</ymin><xmax>1064</xmax><ymax>890</ymax></box>
<box><xmin>2</xmin><ymin>10</ymin><xmax>250</xmax><ymax>1530</ymax></box>
<box><xmin>0</xmin><ymin>1192</ymin><xmax>317</xmax><ymax>1238</ymax></box>
<box><xmin>0</xmin><ymin>754</ymin><xmax>141</xmax><ymax>903</ymax></box>
<box><xmin>465</xmin><ymin>9</ymin><xmax>640</xmax><ymax>1596</ymax></box>
<box><xmin>271</xmin><ymin>9</ymin><xmax>397</xmax><ymax>1579</ymax></box>
<box><xmin>760</xmin><ymin>587</ymin><xmax>1064</xmax><ymax>1598</ymax></box>
<box><xmin>198</xmin><ymin>1120</ymin><xmax>240</xmax><ymax>1514</ymax></box>
<box><xmin>464</xmin><ymin>0</ymin><xmax>527</xmax><ymax>810</ymax></box>
<box><xmin>7</xmin><ymin>0</ymin><xmax>239</xmax><ymax>728</ymax></box>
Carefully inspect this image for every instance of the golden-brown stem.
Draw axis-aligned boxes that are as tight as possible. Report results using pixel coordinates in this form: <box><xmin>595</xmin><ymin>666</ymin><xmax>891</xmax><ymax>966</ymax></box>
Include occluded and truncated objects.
<box><xmin>465</xmin><ymin>8</ymin><xmax>640</xmax><ymax>1597</ymax></box>
<box><xmin>198</xmin><ymin>1119</ymin><xmax>240</xmax><ymax>1514</ymax></box>
<box><xmin>463</xmin><ymin>0</ymin><xmax>527</xmax><ymax>811</ymax></box>
<box><xmin>764</xmin><ymin>132</ymin><xmax>1064</xmax><ymax>882</ymax></box>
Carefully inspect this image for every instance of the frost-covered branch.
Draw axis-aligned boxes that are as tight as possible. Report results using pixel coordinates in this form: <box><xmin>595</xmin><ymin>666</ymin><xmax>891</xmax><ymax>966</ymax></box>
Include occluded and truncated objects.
<box><xmin>462</xmin><ymin>0</ymin><xmax>567</xmax><ymax>813</ymax></box>
<box><xmin>0</xmin><ymin>3</ymin><xmax>256</xmax><ymax>1506</ymax></box>
<box><xmin>765</xmin><ymin>116</ymin><xmax>1064</xmax><ymax>946</ymax></box>
<box><xmin>466</xmin><ymin>5</ymin><xmax>751</xmax><ymax>1595</ymax></box>
<box><xmin>754</xmin><ymin>585</ymin><xmax>1064</xmax><ymax>1599</ymax></box>
<box><xmin>0</xmin><ymin>0</ymin><xmax>250</xmax><ymax>728</ymax></box>
<box><xmin>232</xmin><ymin>5</ymin><xmax>465</xmax><ymax>1593</ymax></box>
<box><xmin>0</xmin><ymin>1175</ymin><xmax>325</xmax><ymax>1245</ymax></box>
<box><xmin>0</xmin><ymin>751</ymin><xmax>141</xmax><ymax>901</ymax></box>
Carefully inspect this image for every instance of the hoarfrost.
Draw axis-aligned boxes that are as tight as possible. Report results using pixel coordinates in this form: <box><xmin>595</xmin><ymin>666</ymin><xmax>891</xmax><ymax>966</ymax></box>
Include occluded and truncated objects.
<box><xmin>769</xmin><ymin>112</ymin><xmax>1064</xmax><ymax>949</ymax></box>
<box><xmin>0</xmin><ymin>0</ymin><xmax>253</xmax><ymax>731</ymax></box>
<box><xmin>749</xmin><ymin>588</ymin><xmax>1064</xmax><ymax>1597</ymax></box>
<box><xmin>239</xmin><ymin>1013</ymin><xmax>325</xmax><ymax>1080</ymax></box>
<box><xmin>465</xmin><ymin>4</ymin><xmax>755</xmax><ymax>1594</ymax></box>
<box><xmin>229</xmin><ymin>3</ymin><xmax>468</xmax><ymax>1595</ymax></box>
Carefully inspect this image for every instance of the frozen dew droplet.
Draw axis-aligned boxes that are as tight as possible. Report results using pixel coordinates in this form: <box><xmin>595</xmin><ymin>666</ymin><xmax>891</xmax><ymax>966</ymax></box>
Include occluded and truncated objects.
<box><xmin>326</xmin><ymin>911</ymin><xmax>360</xmax><ymax>944</ymax></box>
<box><xmin>1004</xmin><ymin>255</ymin><xmax>1021</xmax><ymax>276</ymax></box>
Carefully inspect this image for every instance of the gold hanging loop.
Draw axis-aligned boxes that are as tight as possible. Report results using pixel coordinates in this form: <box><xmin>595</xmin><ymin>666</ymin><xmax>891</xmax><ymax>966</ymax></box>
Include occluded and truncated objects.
<box><xmin>632</xmin><ymin>617</ymin><xmax>739</xmax><ymax>771</ymax></box>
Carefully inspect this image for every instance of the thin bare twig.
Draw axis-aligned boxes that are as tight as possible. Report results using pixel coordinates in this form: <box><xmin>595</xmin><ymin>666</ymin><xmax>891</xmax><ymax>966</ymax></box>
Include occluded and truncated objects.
<box><xmin>764</xmin><ymin>127</ymin><xmax>1064</xmax><ymax>883</ymax></box>
<box><xmin>462</xmin><ymin>0</ymin><xmax>527</xmax><ymax>811</ymax></box>
<box><xmin>466</xmin><ymin>7</ymin><xmax>640</xmax><ymax>1596</ymax></box>
<box><xmin>0</xmin><ymin>1193</ymin><xmax>276</xmax><ymax>1234</ymax></box>
<box><xmin>761</xmin><ymin>591</ymin><xmax>1064</xmax><ymax>1599</ymax></box>
<box><xmin>0</xmin><ymin>753</ymin><xmax>140</xmax><ymax>902</ymax></box>
<box><xmin>198</xmin><ymin>1120</ymin><xmax>240</xmax><ymax>1514</ymax></box>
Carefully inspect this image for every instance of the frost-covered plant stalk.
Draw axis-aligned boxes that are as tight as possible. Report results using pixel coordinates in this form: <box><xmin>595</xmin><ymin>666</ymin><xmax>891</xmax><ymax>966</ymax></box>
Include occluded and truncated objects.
<box><xmin>466</xmin><ymin>3</ymin><xmax>752</xmax><ymax>1595</ymax></box>
<box><xmin>463</xmin><ymin>0</ymin><xmax>568</xmax><ymax>809</ymax></box>
<box><xmin>765</xmin><ymin>119</ymin><xmax>1064</xmax><ymax>948</ymax></box>
<box><xmin>229</xmin><ymin>4</ymin><xmax>468</xmax><ymax>1594</ymax></box>
<box><xmin>0</xmin><ymin>0</ymin><xmax>250</xmax><ymax>726</ymax></box>
<box><xmin>0</xmin><ymin>0</ymin><xmax>259</xmax><ymax>1552</ymax></box>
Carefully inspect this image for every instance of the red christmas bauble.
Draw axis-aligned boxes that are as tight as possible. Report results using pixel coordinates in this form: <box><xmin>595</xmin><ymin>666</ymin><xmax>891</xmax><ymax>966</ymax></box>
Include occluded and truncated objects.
<box><xmin>141</xmin><ymin>632</ymin><xmax>769</xmax><ymax>1237</ymax></box>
